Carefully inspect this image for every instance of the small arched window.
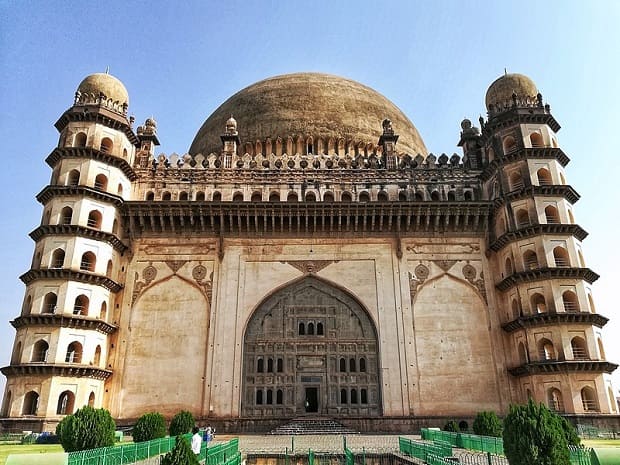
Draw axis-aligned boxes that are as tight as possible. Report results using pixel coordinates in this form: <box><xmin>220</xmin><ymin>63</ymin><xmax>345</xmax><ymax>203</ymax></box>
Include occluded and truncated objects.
<box><xmin>339</xmin><ymin>358</ymin><xmax>346</xmax><ymax>372</ymax></box>
<box><xmin>581</xmin><ymin>387</ymin><xmax>599</xmax><ymax>412</ymax></box>
<box><xmin>11</xmin><ymin>341</ymin><xmax>22</xmax><ymax>364</ymax></box>
<box><xmin>398</xmin><ymin>192</ymin><xmax>407</xmax><ymax>201</ymax></box>
<box><xmin>562</xmin><ymin>290</ymin><xmax>580</xmax><ymax>312</ymax></box>
<box><xmin>179</xmin><ymin>191</ymin><xmax>189</xmax><ymax>201</ymax></box>
<box><xmin>530</xmin><ymin>132</ymin><xmax>544</xmax><ymax>148</ymax></box>
<box><xmin>93</xmin><ymin>345</ymin><xmax>102</xmax><ymax>366</ymax></box>
<box><xmin>67</xmin><ymin>170</ymin><xmax>80</xmax><ymax>187</ymax></box>
<box><xmin>538</xmin><ymin>338</ymin><xmax>556</xmax><ymax>361</ymax></box>
<box><xmin>94</xmin><ymin>174</ymin><xmax>108</xmax><ymax>191</ymax></box>
<box><xmin>146</xmin><ymin>191</ymin><xmax>155</xmax><ymax>201</ymax></box>
<box><xmin>305</xmin><ymin>192</ymin><xmax>316</xmax><ymax>202</ymax></box>
<box><xmin>545</xmin><ymin>205</ymin><xmax>560</xmax><ymax>224</ymax></box>
<box><xmin>100</xmin><ymin>302</ymin><xmax>107</xmax><ymax>320</ymax></box>
<box><xmin>323</xmin><ymin>192</ymin><xmax>334</xmax><ymax>202</ymax></box>
<box><xmin>266</xmin><ymin>389</ymin><xmax>273</xmax><ymax>405</ymax></box>
<box><xmin>547</xmin><ymin>388</ymin><xmax>564</xmax><ymax>412</ymax></box>
<box><xmin>341</xmin><ymin>192</ymin><xmax>352</xmax><ymax>202</ymax></box>
<box><xmin>277</xmin><ymin>358</ymin><xmax>283</xmax><ymax>372</ymax></box>
<box><xmin>298</xmin><ymin>322</ymin><xmax>305</xmax><ymax>335</ymax></box>
<box><xmin>51</xmin><ymin>249</ymin><xmax>65</xmax><ymax>269</ymax></box>
<box><xmin>414</xmin><ymin>191</ymin><xmax>424</xmax><ymax>201</ymax></box>
<box><xmin>511</xmin><ymin>299</ymin><xmax>520</xmax><ymax>319</ymax></box>
<box><xmin>537</xmin><ymin>168</ymin><xmax>553</xmax><ymax>185</ymax></box>
<box><xmin>516</xmin><ymin>209</ymin><xmax>530</xmax><ymax>229</ymax></box>
<box><xmin>503</xmin><ymin>135</ymin><xmax>517</xmax><ymax>154</ymax></box>
<box><xmin>358</xmin><ymin>192</ymin><xmax>370</xmax><ymax>202</ymax></box>
<box><xmin>571</xmin><ymin>337</ymin><xmax>588</xmax><ymax>360</ymax></box>
<box><xmin>350</xmin><ymin>389</ymin><xmax>358</xmax><ymax>404</ymax></box>
<box><xmin>212</xmin><ymin>191</ymin><xmax>222</xmax><ymax>202</ymax></box>
<box><xmin>505</xmin><ymin>257</ymin><xmax>514</xmax><ymax>276</ymax></box>
<box><xmin>232</xmin><ymin>192</ymin><xmax>244</xmax><ymax>202</ymax></box>
<box><xmin>100</xmin><ymin>137</ymin><xmax>113</xmax><ymax>153</ymax></box>
<box><xmin>256</xmin><ymin>390</ymin><xmax>263</xmax><ymax>405</ymax></box>
<box><xmin>430</xmin><ymin>190</ymin><xmax>440</xmax><ymax>201</ymax></box>
<box><xmin>75</xmin><ymin>132</ymin><xmax>87</xmax><ymax>147</ymax></box>
<box><xmin>267</xmin><ymin>358</ymin><xmax>274</xmax><ymax>373</ymax></box>
<box><xmin>56</xmin><ymin>391</ymin><xmax>75</xmax><ymax>415</ymax></box>
<box><xmin>22</xmin><ymin>391</ymin><xmax>39</xmax><ymax>415</ymax></box>
<box><xmin>523</xmin><ymin>250</ymin><xmax>539</xmax><ymax>270</ymax></box>
<box><xmin>88</xmin><ymin>392</ymin><xmax>95</xmax><ymax>407</ymax></box>
<box><xmin>518</xmin><ymin>342</ymin><xmax>528</xmax><ymax>364</ymax></box>
<box><xmin>340</xmin><ymin>389</ymin><xmax>347</xmax><ymax>404</ymax></box>
<box><xmin>553</xmin><ymin>247</ymin><xmax>570</xmax><ymax>267</ymax></box>
<box><xmin>359</xmin><ymin>357</ymin><xmax>366</xmax><ymax>372</ymax></box>
<box><xmin>269</xmin><ymin>191</ymin><xmax>280</xmax><ymax>202</ymax></box>
<box><xmin>196</xmin><ymin>192</ymin><xmax>205</xmax><ymax>201</ymax></box>
<box><xmin>510</xmin><ymin>171</ymin><xmax>524</xmax><ymax>191</ymax></box>
<box><xmin>23</xmin><ymin>295</ymin><xmax>32</xmax><ymax>315</ymax></box>
<box><xmin>251</xmin><ymin>192</ymin><xmax>262</xmax><ymax>202</ymax></box>
<box><xmin>316</xmin><ymin>322</ymin><xmax>324</xmax><ymax>335</ymax></box>
<box><xmin>43</xmin><ymin>292</ymin><xmax>57</xmax><ymax>314</ymax></box>
<box><xmin>349</xmin><ymin>358</ymin><xmax>356</xmax><ymax>372</ymax></box>
<box><xmin>276</xmin><ymin>389</ymin><xmax>283</xmax><ymax>405</ymax></box>
<box><xmin>106</xmin><ymin>260</ymin><xmax>113</xmax><ymax>278</ymax></box>
<box><xmin>361</xmin><ymin>388</ymin><xmax>368</xmax><ymax>404</ymax></box>
<box><xmin>307</xmin><ymin>322</ymin><xmax>314</xmax><ymax>335</ymax></box>
<box><xmin>162</xmin><ymin>192</ymin><xmax>172</xmax><ymax>201</ymax></box>
<box><xmin>87</xmin><ymin>210</ymin><xmax>102</xmax><ymax>229</ymax></box>
<box><xmin>60</xmin><ymin>206</ymin><xmax>73</xmax><ymax>225</ymax></box>
<box><xmin>463</xmin><ymin>190</ymin><xmax>473</xmax><ymax>201</ymax></box>
<box><xmin>257</xmin><ymin>358</ymin><xmax>264</xmax><ymax>373</ymax></box>
<box><xmin>531</xmin><ymin>293</ymin><xmax>547</xmax><ymax>313</ymax></box>
<box><xmin>377</xmin><ymin>191</ymin><xmax>389</xmax><ymax>201</ymax></box>
<box><xmin>287</xmin><ymin>191</ymin><xmax>298</xmax><ymax>202</ymax></box>
<box><xmin>65</xmin><ymin>341</ymin><xmax>83</xmax><ymax>363</ymax></box>
<box><xmin>1</xmin><ymin>391</ymin><xmax>11</xmax><ymax>417</ymax></box>
<box><xmin>80</xmin><ymin>252</ymin><xmax>96</xmax><ymax>272</ymax></box>
<box><xmin>73</xmin><ymin>295</ymin><xmax>89</xmax><ymax>315</ymax></box>
<box><xmin>447</xmin><ymin>191</ymin><xmax>456</xmax><ymax>201</ymax></box>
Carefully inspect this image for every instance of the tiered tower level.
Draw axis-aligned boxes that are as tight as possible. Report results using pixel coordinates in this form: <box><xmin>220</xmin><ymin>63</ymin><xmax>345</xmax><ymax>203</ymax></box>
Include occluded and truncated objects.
<box><xmin>1</xmin><ymin>72</ymin><xmax>617</xmax><ymax>433</ymax></box>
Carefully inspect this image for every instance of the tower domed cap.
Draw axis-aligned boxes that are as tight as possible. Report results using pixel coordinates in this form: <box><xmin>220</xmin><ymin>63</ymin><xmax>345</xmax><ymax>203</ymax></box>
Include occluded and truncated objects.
<box><xmin>485</xmin><ymin>73</ymin><xmax>537</xmax><ymax>110</ymax></box>
<box><xmin>76</xmin><ymin>72</ymin><xmax>129</xmax><ymax>106</ymax></box>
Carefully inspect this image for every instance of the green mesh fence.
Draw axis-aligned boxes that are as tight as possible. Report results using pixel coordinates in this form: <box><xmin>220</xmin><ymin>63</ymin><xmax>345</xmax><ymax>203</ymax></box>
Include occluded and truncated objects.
<box><xmin>421</xmin><ymin>429</ymin><xmax>504</xmax><ymax>455</ymax></box>
<box><xmin>569</xmin><ymin>445</ymin><xmax>593</xmax><ymax>465</ymax></box>
<box><xmin>398</xmin><ymin>437</ymin><xmax>452</xmax><ymax>461</ymax></box>
<box><xmin>345</xmin><ymin>448</ymin><xmax>354</xmax><ymax>465</ymax></box>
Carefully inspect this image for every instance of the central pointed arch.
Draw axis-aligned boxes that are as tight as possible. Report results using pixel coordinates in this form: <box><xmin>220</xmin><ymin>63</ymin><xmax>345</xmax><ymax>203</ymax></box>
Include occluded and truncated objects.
<box><xmin>242</xmin><ymin>275</ymin><xmax>381</xmax><ymax>417</ymax></box>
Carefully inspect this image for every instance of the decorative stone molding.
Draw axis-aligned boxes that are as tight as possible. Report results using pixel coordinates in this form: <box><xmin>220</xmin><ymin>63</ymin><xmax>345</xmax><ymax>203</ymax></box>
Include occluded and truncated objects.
<box><xmin>283</xmin><ymin>260</ymin><xmax>339</xmax><ymax>274</ymax></box>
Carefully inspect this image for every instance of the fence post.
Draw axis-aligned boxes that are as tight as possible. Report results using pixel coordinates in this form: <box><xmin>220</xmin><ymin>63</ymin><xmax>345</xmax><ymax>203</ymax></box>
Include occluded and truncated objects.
<box><xmin>343</xmin><ymin>435</ymin><xmax>347</xmax><ymax>451</ymax></box>
<box><xmin>362</xmin><ymin>447</ymin><xmax>366</xmax><ymax>465</ymax></box>
<box><xmin>291</xmin><ymin>436</ymin><xmax>295</xmax><ymax>453</ymax></box>
<box><xmin>487</xmin><ymin>451</ymin><xmax>492</xmax><ymax>465</ymax></box>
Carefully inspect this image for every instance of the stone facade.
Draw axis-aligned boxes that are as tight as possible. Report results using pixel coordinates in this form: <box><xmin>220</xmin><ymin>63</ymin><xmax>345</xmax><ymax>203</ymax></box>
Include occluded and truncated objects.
<box><xmin>1</xmin><ymin>72</ymin><xmax>617</xmax><ymax>432</ymax></box>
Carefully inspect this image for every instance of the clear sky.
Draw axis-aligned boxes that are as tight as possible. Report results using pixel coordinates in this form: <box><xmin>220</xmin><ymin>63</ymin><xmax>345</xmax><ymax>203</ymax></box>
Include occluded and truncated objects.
<box><xmin>1</xmin><ymin>0</ymin><xmax>619</xmax><ymax>405</ymax></box>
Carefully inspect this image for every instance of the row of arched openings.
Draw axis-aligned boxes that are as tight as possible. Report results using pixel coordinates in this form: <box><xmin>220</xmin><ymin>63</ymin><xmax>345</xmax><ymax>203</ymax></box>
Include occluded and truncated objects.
<box><xmin>46</xmin><ymin>248</ymin><xmax>114</xmax><ymax>276</ymax></box>
<box><xmin>64</xmin><ymin>169</ymin><xmax>124</xmax><ymax>196</ymax></box>
<box><xmin>546</xmin><ymin>386</ymin><xmax>600</xmax><ymax>413</ymax></box>
<box><xmin>518</xmin><ymin>336</ymin><xmax>592</xmax><ymax>364</ymax></box>
<box><xmin>256</xmin><ymin>357</ymin><xmax>283</xmax><ymax>373</ymax></box>
<box><xmin>505</xmin><ymin>246</ymin><xmax>583</xmax><ymax>274</ymax></box>
<box><xmin>73</xmin><ymin>132</ymin><xmax>129</xmax><ymax>159</ymax></box>
<box><xmin>145</xmin><ymin>189</ymin><xmax>476</xmax><ymax>202</ymax></box>
<box><xmin>340</xmin><ymin>388</ymin><xmax>368</xmax><ymax>404</ymax></box>
<box><xmin>24</xmin><ymin>292</ymin><xmax>107</xmax><ymax>319</ymax></box>
<box><xmin>255</xmin><ymin>389</ymin><xmax>283</xmax><ymax>405</ymax></box>
<box><xmin>509</xmin><ymin>290</ymin><xmax>591</xmax><ymax>317</ymax></box>
<box><xmin>11</xmin><ymin>340</ymin><xmax>102</xmax><ymax>365</ymax></box>
<box><xmin>298</xmin><ymin>321</ymin><xmax>323</xmax><ymax>335</ymax></box>
<box><xmin>339</xmin><ymin>357</ymin><xmax>367</xmax><ymax>373</ymax></box>
<box><xmin>1</xmin><ymin>390</ymin><xmax>96</xmax><ymax>416</ymax></box>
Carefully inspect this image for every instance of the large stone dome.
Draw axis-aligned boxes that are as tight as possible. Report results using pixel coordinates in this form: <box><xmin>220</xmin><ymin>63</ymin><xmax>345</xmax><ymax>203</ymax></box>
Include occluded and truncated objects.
<box><xmin>485</xmin><ymin>73</ymin><xmax>538</xmax><ymax>110</ymax></box>
<box><xmin>77</xmin><ymin>73</ymin><xmax>129</xmax><ymax>106</ymax></box>
<box><xmin>189</xmin><ymin>73</ymin><xmax>427</xmax><ymax>156</ymax></box>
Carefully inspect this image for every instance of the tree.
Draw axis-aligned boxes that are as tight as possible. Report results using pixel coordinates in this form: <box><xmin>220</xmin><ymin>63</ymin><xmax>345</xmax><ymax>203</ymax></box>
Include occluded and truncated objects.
<box><xmin>503</xmin><ymin>399</ymin><xmax>570</xmax><ymax>465</ymax></box>
<box><xmin>133</xmin><ymin>412</ymin><xmax>167</xmax><ymax>442</ymax></box>
<box><xmin>558</xmin><ymin>416</ymin><xmax>581</xmax><ymax>446</ymax></box>
<box><xmin>473</xmin><ymin>411</ymin><xmax>503</xmax><ymax>437</ymax></box>
<box><xmin>443</xmin><ymin>420</ymin><xmax>460</xmax><ymax>432</ymax></box>
<box><xmin>169</xmin><ymin>410</ymin><xmax>195</xmax><ymax>436</ymax></box>
<box><xmin>55</xmin><ymin>406</ymin><xmax>116</xmax><ymax>452</ymax></box>
<box><xmin>161</xmin><ymin>435</ymin><xmax>200</xmax><ymax>465</ymax></box>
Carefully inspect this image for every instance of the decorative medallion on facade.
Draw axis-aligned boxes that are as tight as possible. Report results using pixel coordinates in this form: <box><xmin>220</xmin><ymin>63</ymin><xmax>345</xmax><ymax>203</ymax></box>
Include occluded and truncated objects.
<box><xmin>283</xmin><ymin>260</ymin><xmax>339</xmax><ymax>274</ymax></box>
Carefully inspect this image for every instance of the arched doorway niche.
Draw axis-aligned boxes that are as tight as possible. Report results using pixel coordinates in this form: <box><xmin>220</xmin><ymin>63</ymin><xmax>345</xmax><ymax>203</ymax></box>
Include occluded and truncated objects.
<box><xmin>242</xmin><ymin>276</ymin><xmax>381</xmax><ymax>418</ymax></box>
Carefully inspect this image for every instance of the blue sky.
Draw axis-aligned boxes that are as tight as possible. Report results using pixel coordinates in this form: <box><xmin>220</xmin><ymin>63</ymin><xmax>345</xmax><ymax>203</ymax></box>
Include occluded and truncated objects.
<box><xmin>1</xmin><ymin>1</ymin><xmax>619</xmax><ymax>403</ymax></box>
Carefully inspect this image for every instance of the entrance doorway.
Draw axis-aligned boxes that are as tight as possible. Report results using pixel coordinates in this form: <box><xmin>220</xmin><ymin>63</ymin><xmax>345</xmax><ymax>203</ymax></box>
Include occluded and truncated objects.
<box><xmin>305</xmin><ymin>387</ymin><xmax>319</xmax><ymax>413</ymax></box>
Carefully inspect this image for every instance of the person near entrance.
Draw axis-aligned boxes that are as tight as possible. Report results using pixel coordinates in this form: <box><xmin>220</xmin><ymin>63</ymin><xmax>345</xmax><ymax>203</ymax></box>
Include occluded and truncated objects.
<box><xmin>305</xmin><ymin>399</ymin><xmax>310</xmax><ymax>412</ymax></box>
<box><xmin>191</xmin><ymin>426</ymin><xmax>202</xmax><ymax>456</ymax></box>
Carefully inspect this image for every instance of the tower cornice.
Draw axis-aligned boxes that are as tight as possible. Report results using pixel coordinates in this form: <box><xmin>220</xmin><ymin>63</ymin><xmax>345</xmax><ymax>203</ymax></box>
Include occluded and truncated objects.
<box><xmin>54</xmin><ymin>105</ymin><xmax>139</xmax><ymax>146</ymax></box>
<box><xmin>0</xmin><ymin>363</ymin><xmax>113</xmax><ymax>380</ymax></box>
<box><xmin>489</xmin><ymin>224</ymin><xmax>588</xmax><ymax>252</ymax></box>
<box><xmin>11</xmin><ymin>314</ymin><xmax>118</xmax><ymax>334</ymax></box>
<box><xmin>496</xmin><ymin>267</ymin><xmax>599</xmax><ymax>292</ymax></box>
<box><xmin>29</xmin><ymin>225</ymin><xmax>128</xmax><ymax>254</ymax></box>
<box><xmin>46</xmin><ymin>147</ymin><xmax>137</xmax><ymax>181</ymax></box>
<box><xmin>480</xmin><ymin>148</ymin><xmax>570</xmax><ymax>181</ymax></box>
<box><xmin>20</xmin><ymin>269</ymin><xmax>123</xmax><ymax>293</ymax></box>
<box><xmin>501</xmin><ymin>312</ymin><xmax>609</xmax><ymax>333</ymax></box>
<box><xmin>36</xmin><ymin>185</ymin><xmax>125</xmax><ymax>207</ymax></box>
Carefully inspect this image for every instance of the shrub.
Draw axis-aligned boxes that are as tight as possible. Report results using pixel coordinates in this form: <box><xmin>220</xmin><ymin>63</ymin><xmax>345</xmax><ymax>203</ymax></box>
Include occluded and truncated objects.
<box><xmin>443</xmin><ymin>420</ymin><xmax>460</xmax><ymax>432</ymax></box>
<box><xmin>169</xmin><ymin>410</ymin><xmax>195</xmax><ymax>436</ymax></box>
<box><xmin>161</xmin><ymin>435</ymin><xmax>200</xmax><ymax>465</ymax></box>
<box><xmin>35</xmin><ymin>432</ymin><xmax>59</xmax><ymax>444</ymax></box>
<box><xmin>473</xmin><ymin>411</ymin><xmax>503</xmax><ymax>437</ymax></box>
<box><xmin>558</xmin><ymin>416</ymin><xmax>580</xmax><ymax>446</ymax></box>
<box><xmin>503</xmin><ymin>399</ymin><xmax>570</xmax><ymax>465</ymax></box>
<box><xmin>133</xmin><ymin>412</ymin><xmax>167</xmax><ymax>442</ymax></box>
<box><xmin>56</xmin><ymin>406</ymin><xmax>116</xmax><ymax>452</ymax></box>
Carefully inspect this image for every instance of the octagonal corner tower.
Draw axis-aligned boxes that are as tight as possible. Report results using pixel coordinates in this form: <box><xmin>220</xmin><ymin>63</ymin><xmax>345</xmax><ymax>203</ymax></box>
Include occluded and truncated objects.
<box><xmin>189</xmin><ymin>72</ymin><xmax>428</xmax><ymax>157</ymax></box>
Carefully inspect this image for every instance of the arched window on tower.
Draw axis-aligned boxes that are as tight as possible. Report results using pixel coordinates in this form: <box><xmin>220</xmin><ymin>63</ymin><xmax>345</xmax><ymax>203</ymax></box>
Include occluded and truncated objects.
<box><xmin>537</xmin><ymin>338</ymin><xmax>556</xmax><ymax>361</ymax></box>
<box><xmin>67</xmin><ymin>170</ymin><xmax>80</xmax><ymax>187</ymax></box>
<box><xmin>276</xmin><ymin>389</ymin><xmax>283</xmax><ymax>405</ymax></box>
<box><xmin>323</xmin><ymin>192</ymin><xmax>334</xmax><ymax>202</ymax></box>
<box><xmin>65</xmin><ymin>342</ymin><xmax>83</xmax><ymax>363</ymax></box>
<box><xmin>359</xmin><ymin>357</ymin><xmax>366</xmax><ymax>372</ymax></box>
<box><xmin>94</xmin><ymin>174</ymin><xmax>108</xmax><ymax>191</ymax></box>
<box><xmin>349</xmin><ymin>358</ymin><xmax>356</xmax><ymax>372</ymax></box>
<box><xmin>316</xmin><ymin>322</ymin><xmax>324</xmax><ymax>335</ymax></box>
<box><xmin>256</xmin><ymin>358</ymin><xmax>264</xmax><ymax>373</ymax></box>
<box><xmin>287</xmin><ymin>191</ymin><xmax>298</xmax><ymax>202</ymax></box>
<box><xmin>358</xmin><ymin>192</ymin><xmax>370</xmax><ymax>203</ymax></box>
<box><xmin>547</xmin><ymin>388</ymin><xmax>564</xmax><ymax>412</ymax></box>
<box><xmin>414</xmin><ymin>191</ymin><xmax>424</xmax><ymax>201</ymax></box>
<box><xmin>571</xmin><ymin>337</ymin><xmax>588</xmax><ymax>360</ymax></box>
<box><xmin>341</xmin><ymin>192</ymin><xmax>352</xmax><ymax>202</ymax></box>
<box><xmin>537</xmin><ymin>168</ymin><xmax>553</xmax><ymax>185</ymax></box>
<box><xmin>377</xmin><ymin>191</ymin><xmax>389</xmax><ymax>201</ymax></box>
<box><xmin>73</xmin><ymin>295</ymin><xmax>89</xmax><ymax>315</ymax></box>
<box><xmin>298</xmin><ymin>322</ymin><xmax>305</xmax><ymax>335</ymax></box>
<box><xmin>518</xmin><ymin>342</ymin><xmax>529</xmax><ymax>364</ymax></box>
<box><xmin>307</xmin><ymin>322</ymin><xmax>314</xmax><ymax>335</ymax></box>
<box><xmin>162</xmin><ymin>192</ymin><xmax>172</xmax><ymax>201</ymax></box>
<box><xmin>530</xmin><ymin>132</ymin><xmax>544</xmax><ymax>148</ymax></box>
<box><xmin>350</xmin><ymin>389</ymin><xmax>358</xmax><ymax>404</ymax></box>
<box><xmin>51</xmin><ymin>249</ymin><xmax>65</xmax><ymax>268</ymax></box>
<box><xmin>42</xmin><ymin>292</ymin><xmax>57</xmax><ymax>314</ymax></box>
<box><xmin>251</xmin><ymin>191</ymin><xmax>262</xmax><ymax>202</ymax></box>
<box><xmin>22</xmin><ymin>391</ymin><xmax>39</xmax><ymax>415</ymax></box>
<box><xmin>212</xmin><ymin>192</ymin><xmax>222</xmax><ymax>201</ymax></box>
<box><xmin>305</xmin><ymin>192</ymin><xmax>317</xmax><ymax>202</ymax></box>
<box><xmin>80</xmin><ymin>252</ymin><xmax>97</xmax><ymax>272</ymax></box>
<box><xmin>196</xmin><ymin>192</ymin><xmax>205</xmax><ymax>201</ymax></box>
<box><xmin>60</xmin><ymin>206</ymin><xmax>73</xmax><ymax>225</ymax></box>
<box><xmin>505</xmin><ymin>257</ymin><xmax>514</xmax><ymax>276</ymax></box>
<box><xmin>100</xmin><ymin>301</ymin><xmax>107</xmax><ymax>320</ymax></box>
<box><xmin>339</xmin><ymin>358</ymin><xmax>346</xmax><ymax>372</ymax></box>
<box><xmin>117</xmin><ymin>183</ymin><xmax>123</xmax><ymax>196</ymax></box>
<box><xmin>516</xmin><ymin>209</ymin><xmax>529</xmax><ymax>228</ymax></box>
<box><xmin>581</xmin><ymin>387</ymin><xmax>599</xmax><ymax>412</ymax></box>
<box><xmin>146</xmin><ymin>191</ymin><xmax>155</xmax><ymax>201</ymax></box>
<box><xmin>503</xmin><ymin>135</ymin><xmax>517</xmax><ymax>154</ymax></box>
<box><xmin>562</xmin><ymin>290</ymin><xmax>580</xmax><ymax>312</ymax></box>
<box><xmin>531</xmin><ymin>293</ymin><xmax>547</xmax><ymax>313</ymax></box>
<box><xmin>88</xmin><ymin>392</ymin><xmax>95</xmax><ymax>407</ymax></box>
<box><xmin>94</xmin><ymin>345</ymin><xmax>102</xmax><ymax>366</ymax></box>
<box><xmin>11</xmin><ymin>341</ymin><xmax>22</xmax><ymax>364</ymax></box>
<box><xmin>269</xmin><ymin>191</ymin><xmax>280</xmax><ymax>202</ymax></box>
<box><xmin>87</xmin><ymin>210</ymin><xmax>102</xmax><ymax>229</ymax></box>
<box><xmin>179</xmin><ymin>191</ymin><xmax>189</xmax><ymax>201</ymax></box>
<box><xmin>545</xmin><ymin>205</ymin><xmax>560</xmax><ymax>224</ymax></box>
<box><xmin>430</xmin><ymin>190</ymin><xmax>440</xmax><ymax>201</ymax></box>
<box><xmin>56</xmin><ymin>391</ymin><xmax>75</xmax><ymax>415</ymax></box>
<box><xmin>523</xmin><ymin>250</ymin><xmax>539</xmax><ymax>270</ymax></box>
<box><xmin>232</xmin><ymin>192</ymin><xmax>244</xmax><ymax>202</ymax></box>
<box><xmin>553</xmin><ymin>246</ymin><xmax>570</xmax><ymax>267</ymax></box>
<box><xmin>511</xmin><ymin>299</ymin><xmax>520</xmax><ymax>319</ymax></box>
<box><xmin>256</xmin><ymin>390</ymin><xmax>263</xmax><ymax>405</ymax></box>
<box><xmin>100</xmin><ymin>137</ymin><xmax>113</xmax><ymax>154</ymax></box>
<box><xmin>106</xmin><ymin>260</ymin><xmax>113</xmax><ymax>278</ymax></box>
<box><xmin>74</xmin><ymin>132</ymin><xmax>87</xmax><ymax>148</ymax></box>
<box><xmin>340</xmin><ymin>389</ymin><xmax>347</xmax><ymax>404</ymax></box>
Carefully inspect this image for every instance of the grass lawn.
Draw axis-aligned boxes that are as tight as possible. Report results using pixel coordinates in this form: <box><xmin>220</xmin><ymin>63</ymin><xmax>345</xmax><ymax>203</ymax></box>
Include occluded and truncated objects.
<box><xmin>582</xmin><ymin>438</ymin><xmax>620</xmax><ymax>448</ymax></box>
<box><xmin>0</xmin><ymin>444</ymin><xmax>64</xmax><ymax>465</ymax></box>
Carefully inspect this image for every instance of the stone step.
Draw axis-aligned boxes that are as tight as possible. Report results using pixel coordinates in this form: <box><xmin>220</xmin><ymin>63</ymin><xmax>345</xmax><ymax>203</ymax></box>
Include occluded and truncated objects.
<box><xmin>270</xmin><ymin>417</ymin><xmax>358</xmax><ymax>435</ymax></box>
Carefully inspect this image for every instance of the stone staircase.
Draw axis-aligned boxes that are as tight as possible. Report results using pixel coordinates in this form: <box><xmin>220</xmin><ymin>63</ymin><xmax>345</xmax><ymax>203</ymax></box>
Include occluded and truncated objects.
<box><xmin>269</xmin><ymin>417</ymin><xmax>358</xmax><ymax>435</ymax></box>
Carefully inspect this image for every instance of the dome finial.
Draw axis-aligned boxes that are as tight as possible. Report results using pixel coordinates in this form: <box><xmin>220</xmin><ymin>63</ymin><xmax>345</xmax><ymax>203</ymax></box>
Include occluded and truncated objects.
<box><xmin>105</xmin><ymin>66</ymin><xmax>110</xmax><ymax>74</ymax></box>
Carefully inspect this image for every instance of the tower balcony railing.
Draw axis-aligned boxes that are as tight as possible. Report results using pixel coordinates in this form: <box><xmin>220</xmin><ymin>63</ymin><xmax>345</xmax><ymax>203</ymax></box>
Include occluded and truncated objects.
<box><xmin>554</xmin><ymin>257</ymin><xmax>570</xmax><ymax>267</ymax></box>
<box><xmin>548</xmin><ymin>400</ymin><xmax>565</xmax><ymax>412</ymax></box>
<box><xmin>582</xmin><ymin>399</ymin><xmax>599</xmax><ymax>412</ymax></box>
<box><xmin>572</xmin><ymin>347</ymin><xmax>589</xmax><ymax>360</ymax></box>
<box><xmin>563</xmin><ymin>301</ymin><xmax>580</xmax><ymax>312</ymax></box>
<box><xmin>545</xmin><ymin>215</ymin><xmax>561</xmax><ymax>224</ymax></box>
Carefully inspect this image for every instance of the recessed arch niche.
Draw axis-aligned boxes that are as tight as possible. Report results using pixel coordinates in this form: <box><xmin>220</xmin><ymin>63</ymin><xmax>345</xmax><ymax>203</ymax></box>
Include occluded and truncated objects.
<box><xmin>242</xmin><ymin>276</ymin><xmax>381</xmax><ymax>417</ymax></box>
